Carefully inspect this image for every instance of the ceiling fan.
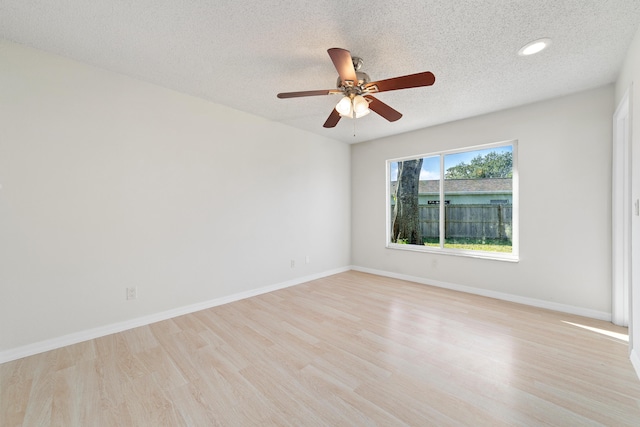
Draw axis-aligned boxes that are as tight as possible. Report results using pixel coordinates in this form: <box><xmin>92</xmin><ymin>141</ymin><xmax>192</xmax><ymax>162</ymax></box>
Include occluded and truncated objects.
<box><xmin>277</xmin><ymin>48</ymin><xmax>435</xmax><ymax>128</ymax></box>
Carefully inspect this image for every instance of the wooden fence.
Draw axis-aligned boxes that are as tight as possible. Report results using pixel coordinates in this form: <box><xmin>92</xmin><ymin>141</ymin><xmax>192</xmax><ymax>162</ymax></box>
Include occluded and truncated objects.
<box><xmin>418</xmin><ymin>204</ymin><xmax>512</xmax><ymax>240</ymax></box>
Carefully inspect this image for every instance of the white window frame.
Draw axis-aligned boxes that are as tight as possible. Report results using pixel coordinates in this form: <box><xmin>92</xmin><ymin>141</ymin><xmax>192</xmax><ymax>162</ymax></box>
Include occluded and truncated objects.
<box><xmin>386</xmin><ymin>140</ymin><xmax>519</xmax><ymax>262</ymax></box>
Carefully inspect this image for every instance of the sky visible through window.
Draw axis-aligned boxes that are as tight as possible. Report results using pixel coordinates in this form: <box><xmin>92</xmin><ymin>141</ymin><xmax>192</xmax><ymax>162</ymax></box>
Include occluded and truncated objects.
<box><xmin>390</xmin><ymin>145</ymin><xmax>513</xmax><ymax>181</ymax></box>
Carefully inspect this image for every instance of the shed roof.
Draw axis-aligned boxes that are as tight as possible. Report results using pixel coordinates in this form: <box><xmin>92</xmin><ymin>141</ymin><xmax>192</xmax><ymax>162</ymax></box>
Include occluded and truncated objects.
<box><xmin>391</xmin><ymin>178</ymin><xmax>512</xmax><ymax>194</ymax></box>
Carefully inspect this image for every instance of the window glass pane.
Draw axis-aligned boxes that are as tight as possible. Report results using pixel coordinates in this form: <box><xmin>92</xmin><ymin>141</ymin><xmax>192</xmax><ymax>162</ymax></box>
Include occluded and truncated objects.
<box><xmin>443</xmin><ymin>146</ymin><xmax>513</xmax><ymax>253</ymax></box>
<box><xmin>389</xmin><ymin>156</ymin><xmax>440</xmax><ymax>245</ymax></box>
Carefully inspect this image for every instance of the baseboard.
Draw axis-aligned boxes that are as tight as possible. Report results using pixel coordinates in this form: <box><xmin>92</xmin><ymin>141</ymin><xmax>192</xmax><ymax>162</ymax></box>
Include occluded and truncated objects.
<box><xmin>631</xmin><ymin>348</ymin><xmax>640</xmax><ymax>381</ymax></box>
<box><xmin>351</xmin><ymin>265</ymin><xmax>612</xmax><ymax>321</ymax></box>
<box><xmin>0</xmin><ymin>264</ymin><xmax>614</xmax><ymax>364</ymax></box>
<box><xmin>0</xmin><ymin>266</ymin><xmax>350</xmax><ymax>364</ymax></box>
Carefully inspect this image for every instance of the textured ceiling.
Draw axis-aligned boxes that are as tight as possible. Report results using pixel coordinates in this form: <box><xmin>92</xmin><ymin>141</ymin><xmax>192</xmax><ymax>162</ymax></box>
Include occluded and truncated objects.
<box><xmin>1</xmin><ymin>1</ymin><xmax>639</xmax><ymax>143</ymax></box>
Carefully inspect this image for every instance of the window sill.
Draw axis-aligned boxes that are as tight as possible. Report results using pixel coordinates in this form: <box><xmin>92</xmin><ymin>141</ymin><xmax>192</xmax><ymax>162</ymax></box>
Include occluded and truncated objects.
<box><xmin>386</xmin><ymin>243</ymin><xmax>520</xmax><ymax>263</ymax></box>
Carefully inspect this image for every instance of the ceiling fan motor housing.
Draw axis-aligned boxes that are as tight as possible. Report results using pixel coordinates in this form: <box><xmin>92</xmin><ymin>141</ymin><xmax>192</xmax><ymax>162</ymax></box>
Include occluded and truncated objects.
<box><xmin>336</xmin><ymin>71</ymin><xmax>371</xmax><ymax>92</ymax></box>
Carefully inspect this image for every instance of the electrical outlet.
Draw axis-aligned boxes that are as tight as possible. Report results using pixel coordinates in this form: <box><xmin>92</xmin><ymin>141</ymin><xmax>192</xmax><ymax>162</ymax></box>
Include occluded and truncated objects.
<box><xmin>290</xmin><ymin>259</ymin><xmax>295</xmax><ymax>268</ymax></box>
<box><xmin>305</xmin><ymin>255</ymin><xmax>310</xmax><ymax>264</ymax></box>
<box><xmin>126</xmin><ymin>287</ymin><xmax>137</xmax><ymax>300</ymax></box>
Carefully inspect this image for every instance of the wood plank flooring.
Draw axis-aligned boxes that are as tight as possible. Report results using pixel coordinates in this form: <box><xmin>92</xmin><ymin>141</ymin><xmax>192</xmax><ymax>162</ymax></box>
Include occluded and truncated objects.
<box><xmin>2</xmin><ymin>271</ymin><xmax>640</xmax><ymax>426</ymax></box>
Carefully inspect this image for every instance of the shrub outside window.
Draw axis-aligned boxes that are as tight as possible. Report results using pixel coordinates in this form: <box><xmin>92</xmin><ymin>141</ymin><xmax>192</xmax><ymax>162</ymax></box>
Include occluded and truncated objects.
<box><xmin>387</xmin><ymin>141</ymin><xmax>518</xmax><ymax>261</ymax></box>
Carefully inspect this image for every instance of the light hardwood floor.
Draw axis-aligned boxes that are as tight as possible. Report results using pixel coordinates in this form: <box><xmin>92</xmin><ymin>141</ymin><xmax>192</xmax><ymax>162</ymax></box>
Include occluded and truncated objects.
<box><xmin>2</xmin><ymin>271</ymin><xmax>640</xmax><ymax>426</ymax></box>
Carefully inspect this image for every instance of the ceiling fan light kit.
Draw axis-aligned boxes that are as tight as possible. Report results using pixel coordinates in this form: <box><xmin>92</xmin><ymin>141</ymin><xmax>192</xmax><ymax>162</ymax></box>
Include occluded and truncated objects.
<box><xmin>336</xmin><ymin>94</ymin><xmax>371</xmax><ymax>118</ymax></box>
<box><xmin>277</xmin><ymin>48</ymin><xmax>435</xmax><ymax>128</ymax></box>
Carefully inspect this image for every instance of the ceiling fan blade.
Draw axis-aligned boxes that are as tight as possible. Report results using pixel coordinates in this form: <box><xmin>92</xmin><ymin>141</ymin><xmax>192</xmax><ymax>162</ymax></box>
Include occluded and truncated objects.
<box><xmin>277</xmin><ymin>89</ymin><xmax>340</xmax><ymax>99</ymax></box>
<box><xmin>364</xmin><ymin>95</ymin><xmax>403</xmax><ymax>122</ymax></box>
<box><xmin>364</xmin><ymin>71</ymin><xmax>435</xmax><ymax>93</ymax></box>
<box><xmin>323</xmin><ymin>108</ymin><xmax>341</xmax><ymax>128</ymax></box>
<box><xmin>328</xmin><ymin>48</ymin><xmax>358</xmax><ymax>87</ymax></box>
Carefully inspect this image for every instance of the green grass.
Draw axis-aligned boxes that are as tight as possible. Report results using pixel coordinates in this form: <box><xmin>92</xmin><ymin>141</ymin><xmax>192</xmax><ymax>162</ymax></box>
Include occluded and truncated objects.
<box><xmin>423</xmin><ymin>237</ymin><xmax>512</xmax><ymax>253</ymax></box>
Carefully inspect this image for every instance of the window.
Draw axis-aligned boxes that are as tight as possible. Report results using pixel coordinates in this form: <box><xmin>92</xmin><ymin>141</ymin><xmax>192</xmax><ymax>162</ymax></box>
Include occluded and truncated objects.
<box><xmin>387</xmin><ymin>141</ymin><xmax>518</xmax><ymax>261</ymax></box>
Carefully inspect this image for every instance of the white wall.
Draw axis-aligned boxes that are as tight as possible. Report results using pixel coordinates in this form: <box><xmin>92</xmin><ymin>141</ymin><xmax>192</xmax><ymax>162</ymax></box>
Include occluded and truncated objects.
<box><xmin>0</xmin><ymin>41</ymin><xmax>351</xmax><ymax>357</ymax></box>
<box><xmin>351</xmin><ymin>85</ymin><xmax>614</xmax><ymax>316</ymax></box>
<box><xmin>615</xmin><ymin>24</ymin><xmax>640</xmax><ymax>375</ymax></box>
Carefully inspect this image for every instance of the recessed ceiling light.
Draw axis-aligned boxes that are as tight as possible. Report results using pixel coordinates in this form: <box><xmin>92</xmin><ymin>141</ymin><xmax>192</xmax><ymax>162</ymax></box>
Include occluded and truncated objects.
<box><xmin>518</xmin><ymin>38</ymin><xmax>551</xmax><ymax>56</ymax></box>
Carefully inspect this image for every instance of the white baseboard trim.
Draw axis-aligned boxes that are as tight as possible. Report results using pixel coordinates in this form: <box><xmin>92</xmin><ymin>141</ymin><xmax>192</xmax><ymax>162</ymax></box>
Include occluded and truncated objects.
<box><xmin>0</xmin><ymin>266</ymin><xmax>350</xmax><ymax>364</ymax></box>
<box><xmin>351</xmin><ymin>265</ymin><xmax>612</xmax><ymax>321</ymax></box>
<box><xmin>631</xmin><ymin>349</ymin><xmax>640</xmax><ymax>381</ymax></box>
<box><xmin>0</xmin><ymin>265</ymin><xmax>614</xmax><ymax>365</ymax></box>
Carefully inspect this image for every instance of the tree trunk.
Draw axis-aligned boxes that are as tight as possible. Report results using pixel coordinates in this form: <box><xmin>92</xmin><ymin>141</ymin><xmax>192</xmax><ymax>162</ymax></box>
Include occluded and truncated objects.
<box><xmin>392</xmin><ymin>159</ymin><xmax>423</xmax><ymax>244</ymax></box>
